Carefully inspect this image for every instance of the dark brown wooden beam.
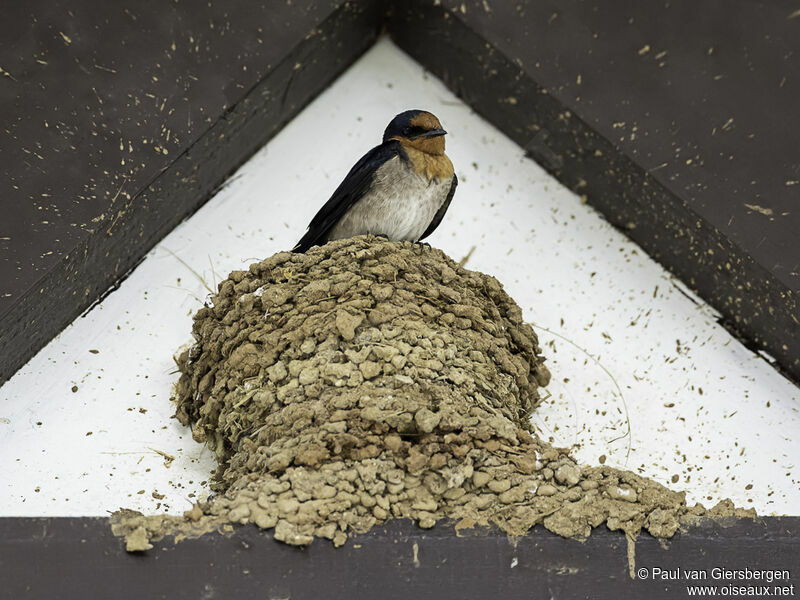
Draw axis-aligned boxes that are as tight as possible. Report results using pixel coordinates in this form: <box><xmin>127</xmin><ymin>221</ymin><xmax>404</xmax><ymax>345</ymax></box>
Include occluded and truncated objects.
<box><xmin>389</xmin><ymin>0</ymin><xmax>800</xmax><ymax>381</ymax></box>
<box><xmin>1</xmin><ymin>516</ymin><xmax>797</xmax><ymax>599</ymax></box>
<box><xmin>0</xmin><ymin>0</ymin><xmax>383</xmax><ymax>385</ymax></box>
<box><xmin>3</xmin><ymin>0</ymin><xmax>799</xmax><ymax>384</ymax></box>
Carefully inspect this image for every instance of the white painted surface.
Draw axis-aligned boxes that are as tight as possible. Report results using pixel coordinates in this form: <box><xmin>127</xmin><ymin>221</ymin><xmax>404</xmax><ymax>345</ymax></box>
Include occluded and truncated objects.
<box><xmin>1</xmin><ymin>39</ymin><xmax>797</xmax><ymax>517</ymax></box>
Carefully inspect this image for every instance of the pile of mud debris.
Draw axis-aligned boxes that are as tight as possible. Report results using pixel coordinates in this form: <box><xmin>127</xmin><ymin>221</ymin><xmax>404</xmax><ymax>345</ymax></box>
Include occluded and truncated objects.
<box><xmin>113</xmin><ymin>236</ymin><xmax>751</xmax><ymax>552</ymax></box>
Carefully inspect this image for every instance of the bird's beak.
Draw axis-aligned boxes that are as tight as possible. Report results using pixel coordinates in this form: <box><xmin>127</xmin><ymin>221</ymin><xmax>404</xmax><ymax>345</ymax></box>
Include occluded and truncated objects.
<box><xmin>419</xmin><ymin>128</ymin><xmax>447</xmax><ymax>138</ymax></box>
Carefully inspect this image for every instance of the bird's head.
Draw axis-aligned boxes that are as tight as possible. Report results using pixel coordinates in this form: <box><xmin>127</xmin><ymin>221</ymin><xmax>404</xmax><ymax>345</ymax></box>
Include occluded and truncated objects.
<box><xmin>383</xmin><ymin>110</ymin><xmax>448</xmax><ymax>155</ymax></box>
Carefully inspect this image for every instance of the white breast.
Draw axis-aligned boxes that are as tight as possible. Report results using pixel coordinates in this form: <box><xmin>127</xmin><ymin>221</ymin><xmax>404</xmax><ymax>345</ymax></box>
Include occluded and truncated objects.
<box><xmin>326</xmin><ymin>155</ymin><xmax>452</xmax><ymax>243</ymax></box>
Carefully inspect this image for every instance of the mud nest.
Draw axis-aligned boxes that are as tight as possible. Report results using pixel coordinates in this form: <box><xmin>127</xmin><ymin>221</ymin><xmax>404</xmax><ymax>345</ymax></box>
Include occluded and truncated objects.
<box><xmin>113</xmin><ymin>236</ymin><xmax>748</xmax><ymax>552</ymax></box>
<box><xmin>175</xmin><ymin>236</ymin><xmax>551</xmax><ymax>489</ymax></box>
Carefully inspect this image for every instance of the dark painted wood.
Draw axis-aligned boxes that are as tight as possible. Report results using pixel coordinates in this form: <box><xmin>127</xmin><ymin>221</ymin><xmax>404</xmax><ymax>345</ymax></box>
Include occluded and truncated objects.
<box><xmin>2</xmin><ymin>5</ymin><xmax>797</xmax><ymax>595</ymax></box>
<box><xmin>389</xmin><ymin>0</ymin><xmax>800</xmax><ymax>381</ymax></box>
<box><xmin>0</xmin><ymin>517</ymin><xmax>797</xmax><ymax>599</ymax></box>
<box><xmin>2</xmin><ymin>0</ymin><xmax>799</xmax><ymax>385</ymax></box>
<box><xmin>0</xmin><ymin>0</ymin><xmax>382</xmax><ymax>385</ymax></box>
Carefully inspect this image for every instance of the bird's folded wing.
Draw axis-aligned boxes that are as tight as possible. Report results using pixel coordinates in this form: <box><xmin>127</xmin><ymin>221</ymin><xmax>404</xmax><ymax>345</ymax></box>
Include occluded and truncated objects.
<box><xmin>293</xmin><ymin>141</ymin><xmax>402</xmax><ymax>252</ymax></box>
<box><xmin>419</xmin><ymin>173</ymin><xmax>458</xmax><ymax>241</ymax></box>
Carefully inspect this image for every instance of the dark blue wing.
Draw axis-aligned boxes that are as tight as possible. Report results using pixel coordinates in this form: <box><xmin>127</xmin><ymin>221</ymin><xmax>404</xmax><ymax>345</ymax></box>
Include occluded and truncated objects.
<box><xmin>293</xmin><ymin>141</ymin><xmax>403</xmax><ymax>252</ymax></box>
<box><xmin>419</xmin><ymin>173</ymin><xmax>458</xmax><ymax>241</ymax></box>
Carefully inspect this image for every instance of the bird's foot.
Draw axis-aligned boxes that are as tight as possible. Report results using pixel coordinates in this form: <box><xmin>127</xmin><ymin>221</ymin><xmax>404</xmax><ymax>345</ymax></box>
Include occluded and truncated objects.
<box><xmin>414</xmin><ymin>240</ymin><xmax>432</xmax><ymax>251</ymax></box>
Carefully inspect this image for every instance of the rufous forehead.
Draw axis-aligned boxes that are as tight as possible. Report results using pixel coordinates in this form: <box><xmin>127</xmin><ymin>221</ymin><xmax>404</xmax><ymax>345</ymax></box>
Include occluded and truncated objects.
<box><xmin>410</xmin><ymin>112</ymin><xmax>442</xmax><ymax>130</ymax></box>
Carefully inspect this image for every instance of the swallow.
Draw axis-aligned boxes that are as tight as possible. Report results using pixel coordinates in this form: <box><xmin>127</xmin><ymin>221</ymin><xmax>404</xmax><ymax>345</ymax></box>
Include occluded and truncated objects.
<box><xmin>293</xmin><ymin>109</ymin><xmax>458</xmax><ymax>252</ymax></box>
